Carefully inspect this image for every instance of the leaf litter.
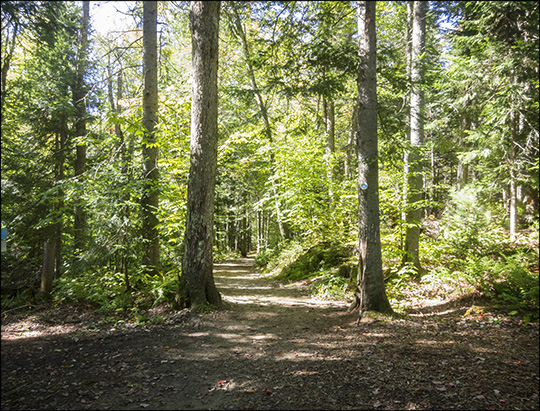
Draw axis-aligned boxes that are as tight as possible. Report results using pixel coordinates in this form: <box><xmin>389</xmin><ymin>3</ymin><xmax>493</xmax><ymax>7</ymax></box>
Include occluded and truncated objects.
<box><xmin>2</xmin><ymin>256</ymin><xmax>538</xmax><ymax>410</ymax></box>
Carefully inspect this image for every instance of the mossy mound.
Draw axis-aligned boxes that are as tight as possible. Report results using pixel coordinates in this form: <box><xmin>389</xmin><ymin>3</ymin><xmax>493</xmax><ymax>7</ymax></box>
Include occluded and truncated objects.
<box><xmin>276</xmin><ymin>242</ymin><xmax>354</xmax><ymax>281</ymax></box>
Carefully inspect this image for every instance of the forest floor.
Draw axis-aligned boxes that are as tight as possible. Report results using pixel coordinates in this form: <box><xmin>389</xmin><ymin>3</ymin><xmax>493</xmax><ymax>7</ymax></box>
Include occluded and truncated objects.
<box><xmin>1</xmin><ymin>256</ymin><xmax>539</xmax><ymax>410</ymax></box>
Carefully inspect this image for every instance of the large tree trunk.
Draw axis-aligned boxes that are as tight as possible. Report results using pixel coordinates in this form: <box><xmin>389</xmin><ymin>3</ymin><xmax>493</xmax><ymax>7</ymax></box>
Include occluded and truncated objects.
<box><xmin>403</xmin><ymin>0</ymin><xmax>427</xmax><ymax>273</ymax></box>
<box><xmin>178</xmin><ymin>1</ymin><xmax>222</xmax><ymax>311</ymax></box>
<box><xmin>351</xmin><ymin>1</ymin><xmax>393</xmax><ymax>321</ymax></box>
<box><xmin>141</xmin><ymin>0</ymin><xmax>160</xmax><ymax>275</ymax></box>
<box><xmin>73</xmin><ymin>0</ymin><xmax>90</xmax><ymax>253</ymax></box>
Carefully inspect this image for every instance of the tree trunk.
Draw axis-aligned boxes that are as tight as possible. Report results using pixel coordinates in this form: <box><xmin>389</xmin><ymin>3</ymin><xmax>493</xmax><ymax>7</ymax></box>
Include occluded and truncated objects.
<box><xmin>509</xmin><ymin>95</ymin><xmax>518</xmax><ymax>241</ymax></box>
<box><xmin>352</xmin><ymin>0</ymin><xmax>393</xmax><ymax>320</ymax></box>
<box><xmin>73</xmin><ymin>0</ymin><xmax>90</xmax><ymax>253</ymax></box>
<box><xmin>345</xmin><ymin>103</ymin><xmax>358</xmax><ymax>180</ymax></box>
<box><xmin>178</xmin><ymin>1</ymin><xmax>222</xmax><ymax>311</ymax></box>
<box><xmin>324</xmin><ymin>98</ymin><xmax>335</xmax><ymax>203</ymax></box>
<box><xmin>54</xmin><ymin>112</ymin><xmax>68</xmax><ymax>279</ymax></box>
<box><xmin>403</xmin><ymin>0</ymin><xmax>427</xmax><ymax>273</ymax></box>
<box><xmin>41</xmin><ymin>241</ymin><xmax>56</xmax><ymax>294</ymax></box>
<box><xmin>1</xmin><ymin>15</ymin><xmax>19</xmax><ymax>114</ymax></box>
<box><xmin>141</xmin><ymin>0</ymin><xmax>160</xmax><ymax>276</ymax></box>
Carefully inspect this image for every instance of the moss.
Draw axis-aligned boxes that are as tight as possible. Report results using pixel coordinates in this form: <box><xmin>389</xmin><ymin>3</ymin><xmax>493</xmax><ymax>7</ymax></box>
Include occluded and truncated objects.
<box><xmin>276</xmin><ymin>242</ymin><xmax>353</xmax><ymax>281</ymax></box>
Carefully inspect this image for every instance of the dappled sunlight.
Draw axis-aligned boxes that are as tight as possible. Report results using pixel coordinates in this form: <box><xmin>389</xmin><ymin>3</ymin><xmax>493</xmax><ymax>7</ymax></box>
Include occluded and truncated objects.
<box><xmin>223</xmin><ymin>294</ymin><xmax>347</xmax><ymax>308</ymax></box>
<box><xmin>1</xmin><ymin>313</ymin><xmax>94</xmax><ymax>341</ymax></box>
<box><xmin>214</xmin><ymin>270</ymin><xmax>257</xmax><ymax>275</ymax></box>
<box><xmin>216</xmin><ymin>262</ymin><xmax>348</xmax><ymax>311</ymax></box>
<box><xmin>214</xmin><ymin>274</ymin><xmax>260</xmax><ymax>281</ymax></box>
<box><xmin>2</xmin><ymin>257</ymin><xmax>537</xmax><ymax>411</ymax></box>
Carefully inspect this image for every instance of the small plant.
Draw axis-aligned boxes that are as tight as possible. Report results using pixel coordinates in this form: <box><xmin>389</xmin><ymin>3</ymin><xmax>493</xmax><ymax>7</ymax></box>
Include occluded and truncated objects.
<box><xmin>310</xmin><ymin>271</ymin><xmax>352</xmax><ymax>300</ymax></box>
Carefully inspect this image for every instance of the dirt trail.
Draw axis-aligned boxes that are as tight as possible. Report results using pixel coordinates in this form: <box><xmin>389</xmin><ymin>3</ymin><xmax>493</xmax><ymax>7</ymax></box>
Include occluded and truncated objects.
<box><xmin>2</xmin><ymin>256</ymin><xmax>539</xmax><ymax>410</ymax></box>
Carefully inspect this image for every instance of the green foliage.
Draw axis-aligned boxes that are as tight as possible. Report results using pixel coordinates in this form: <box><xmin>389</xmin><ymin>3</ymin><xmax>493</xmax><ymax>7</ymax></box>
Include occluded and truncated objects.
<box><xmin>310</xmin><ymin>272</ymin><xmax>352</xmax><ymax>300</ymax></box>
<box><xmin>274</xmin><ymin>241</ymin><xmax>352</xmax><ymax>282</ymax></box>
<box><xmin>440</xmin><ymin>186</ymin><xmax>495</xmax><ymax>256</ymax></box>
<box><xmin>384</xmin><ymin>263</ymin><xmax>418</xmax><ymax>302</ymax></box>
<box><xmin>456</xmin><ymin>251</ymin><xmax>539</xmax><ymax>319</ymax></box>
<box><xmin>256</xmin><ymin>239</ymin><xmax>356</xmax><ymax>300</ymax></box>
<box><xmin>2</xmin><ymin>1</ymin><xmax>538</xmax><ymax>319</ymax></box>
<box><xmin>54</xmin><ymin>266</ymin><xmax>180</xmax><ymax>313</ymax></box>
<box><xmin>254</xmin><ymin>247</ymin><xmax>281</xmax><ymax>269</ymax></box>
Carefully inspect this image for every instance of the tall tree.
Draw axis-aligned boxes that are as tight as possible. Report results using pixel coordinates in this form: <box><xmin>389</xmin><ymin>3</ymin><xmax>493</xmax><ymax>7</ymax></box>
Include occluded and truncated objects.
<box><xmin>73</xmin><ymin>0</ymin><xmax>90</xmax><ymax>253</ymax></box>
<box><xmin>351</xmin><ymin>0</ymin><xmax>393</xmax><ymax>321</ymax></box>
<box><xmin>178</xmin><ymin>1</ymin><xmax>222</xmax><ymax>310</ymax></box>
<box><xmin>141</xmin><ymin>0</ymin><xmax>160</xmax><ymax>275</ymax></box>
<box><xmin>403</xmin><ymin>0</ymin><xmax>427</xmax><ymax>273</ymax></box>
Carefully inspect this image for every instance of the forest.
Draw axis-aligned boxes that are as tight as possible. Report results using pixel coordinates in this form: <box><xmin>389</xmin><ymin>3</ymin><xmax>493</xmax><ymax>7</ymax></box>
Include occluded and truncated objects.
<box><xmin>1</xmin><ymin>1</ymin><xmax>539</xmax><ymax>409</ymax></box>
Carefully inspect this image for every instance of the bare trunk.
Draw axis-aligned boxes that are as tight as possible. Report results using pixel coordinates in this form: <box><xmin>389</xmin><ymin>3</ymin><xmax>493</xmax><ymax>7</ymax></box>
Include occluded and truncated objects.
<box><xmin>54</xmin><ymin>113</ymin><xmax>68</xmax><ymax>279</ymax></box>
<box><xmin>141</xmin><ymin>0</ymin><xmax>160</xmax><ymax>275</ymax></box>
<box><xmin>41</xmin><ymin>241</ymin><xmax>56</xmax><ymax>294</ymax></box>
<box><xmin>509</xmin><ymin>94</ymin><xmax>518</xmax><ymax>241</ymax></box>
<box><xmin>178</xmin><ymin>1</ymin><xmax>222</xmax><ymax>311</ymax></box>
<box><xmin>345</xmin><ymin>103</ymin><xmax>358</xmax><ymax>180</ymax></box>
<box><xmin>403</xmin><ymin>0</ymin><xmax>427</xmax><ymax>274</ymax></box>
<box><xmin>352</xmin><ymin>1</ymin><xmax>393</xmax><ymax>320</ymax></box>
<box><xmin>324</xmin><ymin>98</ymin><xmax>335</xmax><ymax>203</ymax></box>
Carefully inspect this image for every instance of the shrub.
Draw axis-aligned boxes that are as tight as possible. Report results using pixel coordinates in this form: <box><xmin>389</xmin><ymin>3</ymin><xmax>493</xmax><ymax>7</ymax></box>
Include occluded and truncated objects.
<box><xmin>459</xmin><ymin>251</ymin><xmax>539</xmax><ymax>319</ymax></box>
<box><xmin>310</xmin><ymin>272</ymin><xmax>352</xmax><ymax>300</ymax></box>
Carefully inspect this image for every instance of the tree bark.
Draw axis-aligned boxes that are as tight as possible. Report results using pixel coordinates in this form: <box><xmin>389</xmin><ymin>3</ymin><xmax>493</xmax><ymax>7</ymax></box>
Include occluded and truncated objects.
<box><xmin>73</xmin><ymin>0</ymin><xmax>90</xmax><ymax>253</ymax></box>
<box><xmin>54</xmin><ymin>110</ymin><xmax>68</xmax><ymax>279</ymax></box>
<box><xmin>141</xmin><ymin>0</ymin><xmax>160</xmax><ymax>275</ymax></box>
<box><xmin>403</xmin><ymin>0</ymin><xmax>427</xmax><ymax>273</ymax></box>
<box><xmin>352</xmin><ymin>1</ymin><xmax>393</xmax><ymax>320</ymax></box>
<box><xmin>345</xmin><ymin>103</ymin><xmax>358</xmax><ymax>180</ymax></box>
<box><xmin>324</xmin><ymin>98</ymin><xmax>335</xmax><ymax>203</ymax></box>
<box><xmin>178</xmin><ymin>1</ymin><xmax>222</xmax><ymax>311</ymax></box>
<box><xmin>41</xmin><ymin>241</ymin><xmax>56</xmax><ymax>294</ymax></box>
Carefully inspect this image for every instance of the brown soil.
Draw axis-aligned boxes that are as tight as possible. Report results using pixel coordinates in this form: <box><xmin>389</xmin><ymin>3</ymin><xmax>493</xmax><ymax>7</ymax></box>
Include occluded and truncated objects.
<box><xmin>1</xmin><ymin>256</ymin><xmax>539</xmax><ymax>410</ymax></box>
